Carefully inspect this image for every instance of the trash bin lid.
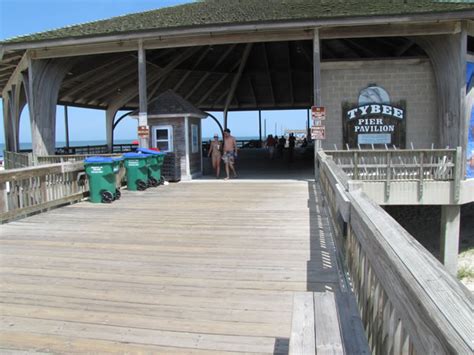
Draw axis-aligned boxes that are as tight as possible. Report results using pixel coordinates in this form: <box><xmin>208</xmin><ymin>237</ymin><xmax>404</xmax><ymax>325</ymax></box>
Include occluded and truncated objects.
<box><xmin>123</xmin><ymin>152</ymin><xmax>147</xmax><ymax>159</ymax></box>
<box><xmin>112</xmin><ymin>156</ymin><xmax>124</xmax><ymax>161</ymax></box>
<box><xmin>137</xmin><ymin>148</ymin><xmax>165</xmax><ymax>155</ymax></box>
<box><xmin>84</xmin><ymin>156</ymin><xmax>114</xmax><ymax>163</ymax></box>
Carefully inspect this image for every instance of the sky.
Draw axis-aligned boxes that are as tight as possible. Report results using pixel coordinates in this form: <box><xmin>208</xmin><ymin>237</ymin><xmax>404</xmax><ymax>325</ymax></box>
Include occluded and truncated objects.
<box><xmin>0</xmin><ymin>0</ymin><xmax>309</xmax><ymax>144</ymax></box>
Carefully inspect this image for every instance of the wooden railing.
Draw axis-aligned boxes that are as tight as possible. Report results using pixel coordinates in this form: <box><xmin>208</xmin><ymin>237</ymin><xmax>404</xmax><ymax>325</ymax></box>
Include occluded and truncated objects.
<box><xmin>36</xmin><ymin>153</ymin><xmax>122</xmax><ymax>165</ymax></box>
<box><xmin>325</xmin><ymin>148</ymin><xmax>463</xmax><ymax>202</ymax></box>
<box><xmin>3</xmin><ymin>150</ymin><xmax>34</xmax><ymax>169</ymax></box>
<box><xmin>0</xmin><ymin>162</ymin><xmax>88</xmax><ymax>223</ymax></box>
<box><xmin>317</xmin><ymin>151</ymin><xmax>472</xmax><ymax>354</ymax></box>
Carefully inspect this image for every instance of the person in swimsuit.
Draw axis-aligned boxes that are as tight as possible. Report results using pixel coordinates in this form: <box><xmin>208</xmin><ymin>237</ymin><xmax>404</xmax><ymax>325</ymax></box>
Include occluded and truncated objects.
<box><xmin>208</xmin><ymin>133</ymin><xmax>222</xmax><ymax>178</ymax></box>
<box><xmin>222</xmin><ymin>128</ymin><xmax>238</xmax><ymax>180</ymax></box>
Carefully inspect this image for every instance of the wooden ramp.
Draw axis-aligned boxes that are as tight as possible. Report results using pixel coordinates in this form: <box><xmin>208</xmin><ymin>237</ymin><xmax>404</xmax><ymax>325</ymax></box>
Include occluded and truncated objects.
<box><xmin>0</xmin><ymin>180</ymin><xmax>364</xmax><ymax>354</ymax></box>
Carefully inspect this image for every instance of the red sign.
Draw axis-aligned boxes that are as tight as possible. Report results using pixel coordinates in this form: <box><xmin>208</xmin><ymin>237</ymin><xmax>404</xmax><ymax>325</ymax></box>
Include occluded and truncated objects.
<box><xmin>311</xmin><ymin>106</ymin><xmax>326</xmax><ymax>120</ymax></box>
<box><xmin>311</xmin><ymin>126</ymin><xmax>326</xmax><ymax>140</ymax></box>
<box><xmin>138</xmin><ymin>125</ymin><xmax>149</xmax><ymax>138</ymax></box>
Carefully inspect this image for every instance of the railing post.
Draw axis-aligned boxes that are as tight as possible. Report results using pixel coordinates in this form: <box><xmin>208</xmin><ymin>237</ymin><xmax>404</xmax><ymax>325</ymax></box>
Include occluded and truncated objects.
<box><xmin>0</xmin><ymin>182</ymin><xmax>8</xmax><ymax>213</ymax></box>
<box><xmin>354</xmin><ymin>152</ymin><xmax>359</xmax><ymax>180</ymax></box>
<box><xmin>385</xmin><ymin>151</ymin><xmax>391</xmax><ymax>202</ymax></box>
<box><xmin>418</xmin><ymin>151</ymin><xmax>424</xmax><ymax>201</ymax></box>
<box><xmin>453</xmin><ymin>147</ymin><xmax>462</xmax><ymax>204</ymax></box>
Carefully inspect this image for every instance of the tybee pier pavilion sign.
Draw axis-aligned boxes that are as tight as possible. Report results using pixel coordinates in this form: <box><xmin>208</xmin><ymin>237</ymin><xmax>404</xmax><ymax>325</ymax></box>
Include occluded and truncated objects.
<box><xmin>343</xmin><ymin>85</ymin><xmax>406</xmax><ymax>148</ymax></box>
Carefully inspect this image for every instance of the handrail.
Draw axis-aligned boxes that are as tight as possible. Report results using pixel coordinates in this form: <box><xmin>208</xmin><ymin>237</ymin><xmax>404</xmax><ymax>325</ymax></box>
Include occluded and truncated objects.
<box><xmin>324</xmin><ymin>148</ymin><xmax>463</xmax><ymax>203</ymax></box>
<box><xmin>317</xmin><ymin>151</ymin><xmax>472</xmax><ymax>354</ymax></box>
<box><xmin>0</xmin><ymin>162</ymin><xmax>88</xmax><ymax>223</ymax></box>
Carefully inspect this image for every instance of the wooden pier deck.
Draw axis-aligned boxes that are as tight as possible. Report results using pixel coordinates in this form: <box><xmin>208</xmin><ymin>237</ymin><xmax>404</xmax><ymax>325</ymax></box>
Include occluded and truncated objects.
<box><xmin>0</xmin><ymin>180</ymin><xmax>344</xmax><ymax>354</ymax></box>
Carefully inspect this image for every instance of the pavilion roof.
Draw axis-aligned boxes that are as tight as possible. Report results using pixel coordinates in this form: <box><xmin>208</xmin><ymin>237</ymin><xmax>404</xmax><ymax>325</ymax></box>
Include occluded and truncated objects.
<box><xmin>1</xmin><ymin>0</ymin><xmax>473</xmax><ymax>44</ymax></box>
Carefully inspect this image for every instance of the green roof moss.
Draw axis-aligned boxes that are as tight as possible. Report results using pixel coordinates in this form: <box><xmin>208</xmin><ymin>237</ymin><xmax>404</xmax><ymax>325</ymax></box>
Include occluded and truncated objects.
<box><xmin>2</xmin><ymin>0</ymin><xmax>473</xmax><ymax>44</ymax></box>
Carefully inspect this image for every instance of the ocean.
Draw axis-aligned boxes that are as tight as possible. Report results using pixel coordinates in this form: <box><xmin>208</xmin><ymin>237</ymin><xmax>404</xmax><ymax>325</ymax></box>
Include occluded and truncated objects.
<box><xmin>0</xmin><ymin>137</ymin><xmax>261</xmax><ymax>158</ymax></box>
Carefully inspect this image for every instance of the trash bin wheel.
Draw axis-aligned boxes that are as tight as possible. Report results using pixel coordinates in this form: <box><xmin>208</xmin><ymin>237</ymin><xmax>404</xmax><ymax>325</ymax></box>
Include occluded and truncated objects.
<box><xmin>115</xmin><ymin>188</ymin><xmax>121</xmax><ymax>200</ymax></box>
<box><xmin>136</xmin><ymin>180</ymin><xmax>147</xmax><ymax>191</ymax></box>
<box><xmin>101</xmin><ymin>190</ymin><xmax>114</xmax><ymax>203</ymax></box>
<box><xmin>159</xmin><ymin>176</ymin><xmax>165</xmax><ymax>185</ymax></box>
<box><xmin>148</xmin><ymin>177</ymin><xmax>159</xmax><ymax>187</ymax></box>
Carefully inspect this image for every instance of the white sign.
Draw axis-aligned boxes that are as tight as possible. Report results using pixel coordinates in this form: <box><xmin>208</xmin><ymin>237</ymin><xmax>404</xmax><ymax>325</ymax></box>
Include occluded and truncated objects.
<box><xmin>357</xmin><ymin>133</ymin><xmax>391</xmax><ymax>145</ymax></box>
<box><xmin>311</xmin><ymin>126</ymin><xmax>326</xmax><ymax>140</ymax></box>
<box><xmin>138</xmin><ymin>112</ymin><xmax>148</xmax><ymax>126</ymax></box>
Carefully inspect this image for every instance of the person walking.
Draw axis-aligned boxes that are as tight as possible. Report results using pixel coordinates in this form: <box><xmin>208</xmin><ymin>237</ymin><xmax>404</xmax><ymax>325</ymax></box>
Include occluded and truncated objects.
<box><xmin>288</xmin><ymin>133</ymin><xmax>296</xmax><ymax>162</ymax></box>
<box><xmin>222</xmin><ymin>128</ymin><xmax>238</xmax><ymax>180</ymax></box>
<box><xmin>208</xmin><ymin>133</ymin><xmax>222</xmax><ymax>178</ymax></box>
<box><xmin>265</xmin><ymin>134</ymin><xmax>276</xmax><ymax>159</ymax></box>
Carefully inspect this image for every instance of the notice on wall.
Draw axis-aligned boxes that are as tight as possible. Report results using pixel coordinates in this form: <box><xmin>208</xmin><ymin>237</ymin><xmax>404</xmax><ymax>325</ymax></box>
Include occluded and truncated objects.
<box><xmin>138</xmin><ymin>125</ymin><xmax>149</xmax><ymax>138</ymax></box>
<box><xmin>311</xmin><ymin>106</ymin><xmax>326</xmax><ymax>121</ymax></box>
<box><xmin>311</xmin><ymin>126</ymin><xmax>326</xmax><ymax>140</ymax></box>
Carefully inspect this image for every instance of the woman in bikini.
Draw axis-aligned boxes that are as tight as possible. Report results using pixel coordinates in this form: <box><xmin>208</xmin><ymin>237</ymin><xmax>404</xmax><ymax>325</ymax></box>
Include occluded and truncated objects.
<box><xmin>208</xmin><ymin>134</ymin><xmax>222</xmax><ymax>178</ymax></box>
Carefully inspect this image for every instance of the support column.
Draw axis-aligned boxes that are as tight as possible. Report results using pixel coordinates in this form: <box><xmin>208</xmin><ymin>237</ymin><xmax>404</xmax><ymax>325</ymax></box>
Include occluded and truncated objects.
<box><xmin>258</xmin><ymin>110</ymin><xmax>262</xmax><ymax>143</ymax></box>
<box><xmin>138</xmin><ymin>40</ymin><xmax>149</xmax><ymax>149</ymax></box>
<box><xmin>184</xmin><ymin>116</ymin><xmax>191</xmax><ymax>179</ymax></box>
<box><xmin>415</xmin><ymin>28</ymin><xmax>467</xmax><ymax>173</ymax></box>
<box><xmin>105</xmin><ymin>107</ymin><xmax>118</xmax><ymax>153</ymax></box>
<box><xmin>64</xmin><ymin>105</ymin><xmax>70</xmax><ymax>149</ymax></box>
<box><xmin>313</xmin><ymin>28</ymin><xmax>322</xmax><ymax>180</ymax></box>
<box><xmin>2</xmin><ymin>95</ymin><xmax>14</xmax><ymax>151</ymax></box>
<box><xmin>440</xmin><ymin>205</ymin><xmax>461</xmax><ymax>276</ymax></box>
<box><xmin>26</xmin><ymin>57</ymin><xmax>75</xmax><ymax>156</ymax></box>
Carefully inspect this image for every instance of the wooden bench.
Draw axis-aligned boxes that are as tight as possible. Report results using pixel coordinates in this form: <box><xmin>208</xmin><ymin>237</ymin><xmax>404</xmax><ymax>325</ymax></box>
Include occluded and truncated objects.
<box><xmin>289</xmin><ymin>291</ymin><xmax>369</xmax><ymax>355</ymax></box>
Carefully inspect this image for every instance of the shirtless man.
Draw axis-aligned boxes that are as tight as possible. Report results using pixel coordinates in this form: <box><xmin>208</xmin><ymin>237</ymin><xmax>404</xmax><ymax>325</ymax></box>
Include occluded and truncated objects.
<box><xmin>222</xmin><ymin>128</ymin><xmax>238</xmax><ymax>180</ymax></box>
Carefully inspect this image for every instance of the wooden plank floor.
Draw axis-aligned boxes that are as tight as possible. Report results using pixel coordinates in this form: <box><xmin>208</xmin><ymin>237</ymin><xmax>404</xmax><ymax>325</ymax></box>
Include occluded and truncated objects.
<box><xmin>0</xmin><ymin>180</ymin><xmax>341</xmax><ymax>354</ymax></box>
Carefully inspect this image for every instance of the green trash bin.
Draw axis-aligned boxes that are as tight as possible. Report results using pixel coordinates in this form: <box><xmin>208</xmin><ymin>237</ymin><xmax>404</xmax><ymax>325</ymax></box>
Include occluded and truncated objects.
<box><xmin>137</xmin><ymin>148</ymin><xmax>166</xmax><ymax>187</ymax></box>
<box><xmin>123</xmin><ymin>153</ymin><xmax>148</xmax><ymax>191</ymax></box>
<box><xmin>84</xmin><ymin>157</ymin><xmax>117</xmax><ymax>203</ymax></box>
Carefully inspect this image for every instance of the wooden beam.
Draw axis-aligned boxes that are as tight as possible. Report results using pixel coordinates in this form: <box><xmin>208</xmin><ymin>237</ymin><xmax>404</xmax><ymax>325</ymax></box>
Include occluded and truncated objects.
<box><xmin>248</xmin><ymin>75</ymin><xmax>257</xmax><ymax>107</ymax></box>
<box><xmin>262</xmin><ymin>43</ymin><xmax>275</xmax><ymax>105</ymax></box>
<box><xmin>396</xmin><ymin>40</ymin><xmax>415</xmax><ymax>57</ymax></box>
<box><xmin>184</xmin><ymin>44</ymin><xmax>237</xmax><ymax>101</ymax></box>
<box><xmin>62</xmin><ymin>58</ymin><xmax>134</xmax><ymax>100</ymax></box>
<box><xmin>62</xmin><ymin>56</ymin><xmax>125</xmax><ymax>86</ymax></box>
<box><xmin>287</xmin><ymin>42</ymin><xmax>294</xmax><ymax>105</ymax></box>
<box><xmin>104</xmin><ymin>46</ymin><xmax>199</xmax><ymax>109</ymax></box>
<box><xmin>79</xmin><ymin>67</ymin><xmax>138</xmax><ymax>105</ymax></box>
<box><xmin>2</xmin><ymin>51</ymin><xmax>29</xmax><ymax>97</ymax></box>
<box><xmin>223</xmin><ymin>43</ymin><xmax>253</xmax><ymax>128</ymax></box>
<box><xmin>5</xmin><ymin>18</ymin><xmax>466</xmax><ymax>58</ymax></box>
<box><xmin>345</xmin><ymin>39</ymin><xmax>380</xmax><ymax>57</ymax></box>
<box><xmin>173</xmin><ymin>46</ymin><xmax>209</xmax><ymax>92</ymax></box>
<box><xmin>196</xmin><ymin>71</ymin><xmax>234</xmax><ymax>106</ymax></box>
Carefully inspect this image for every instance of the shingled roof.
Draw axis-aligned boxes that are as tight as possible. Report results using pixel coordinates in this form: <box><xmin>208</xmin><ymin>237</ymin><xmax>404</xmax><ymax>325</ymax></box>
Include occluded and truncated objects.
<box><xmin>2</xmin><ymin>0</ymin><xmax>473</xmax><ymax>44</ymax></box>
<box><xmin>131</xmin><ymin>90</ymin><xmax>208</xmax><ymax>118</ymax></box>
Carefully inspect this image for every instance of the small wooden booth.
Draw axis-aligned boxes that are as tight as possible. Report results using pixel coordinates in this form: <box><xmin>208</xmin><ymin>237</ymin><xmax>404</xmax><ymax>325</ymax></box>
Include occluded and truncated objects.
<box><xmin>132</xmin><ymin>90</ymin><xmax>207</xmax><ymax>181</ymax></box>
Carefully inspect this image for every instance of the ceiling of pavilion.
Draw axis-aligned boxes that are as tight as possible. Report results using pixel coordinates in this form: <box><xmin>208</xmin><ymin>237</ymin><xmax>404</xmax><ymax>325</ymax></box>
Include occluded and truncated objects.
<box><xmin>50</xmin><ymin>37</ymin><xmax>429</xmax><ymax>112</ymax></box>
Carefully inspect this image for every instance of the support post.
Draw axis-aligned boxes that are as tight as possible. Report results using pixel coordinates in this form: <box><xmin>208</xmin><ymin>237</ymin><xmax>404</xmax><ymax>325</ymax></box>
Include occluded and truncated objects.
<box><xmin>105</xmin><ymin>107</ymin><xmax>117</xmax><ymax>153</ymax></box>
<box><xmin>184</xmin><ymin>116</ymin><xmax>191</xmax><ymax>179</ymax></box>
<box><xmin>313</xmin><ymin>28</ymin><xmax>322</xmax><ymax>180</ymax></box>
<box><xmin>440</xmin><ymin>205</ymin><xmax>461</xmax><ymax>276</ymax></box>
<box><xmin>138</xmin><ymin>40</ymin><xmax>149</xmax><ymax>149</ymax></box>
<box><xmin>258</xmin><ymin>110</ymin><xmax>262</xmax><ymax>143</ymax></box>
<box><xmin>64</xmin><ymin>105</ymin><xmax>70</xmax><ymax>149</ymax></box>
<box><xmin>307</xmin><ymin>109</ymin><xmax>310</xmax><ymax>139</ymax></box>
<box><xmin>26</xmin><ymin>57</ymin><xmax>74</xmax><ymax>155</ymax></box>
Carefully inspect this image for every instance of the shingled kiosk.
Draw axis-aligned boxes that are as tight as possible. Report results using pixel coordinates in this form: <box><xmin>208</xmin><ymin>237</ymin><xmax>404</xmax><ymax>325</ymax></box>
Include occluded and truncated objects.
<box><xmin>0</xmin><ymin>1</ymin><xmax>473</xmax><ymax>354</ymax></box>
<box><xmin>130</xmin><ymin>90</ymin><xmax>207</xmax><ymax>181</ymax></box>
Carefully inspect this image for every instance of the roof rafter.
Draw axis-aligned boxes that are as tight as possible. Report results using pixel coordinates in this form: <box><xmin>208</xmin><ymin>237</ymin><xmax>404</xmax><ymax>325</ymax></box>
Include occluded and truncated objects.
<box><xmin>184</xmin><ymin>44</ymin><xmax>237</xmax><ymax>101</ymax></box>
<box><xmin>262</xmin><ymin>43</ymin><xmax>275</xmax><ymax>105</ymax></box>
<box><xmin>223</xmin><ymin>43</ymin><xmax>253</xmax><ymax>120</ymax></box>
